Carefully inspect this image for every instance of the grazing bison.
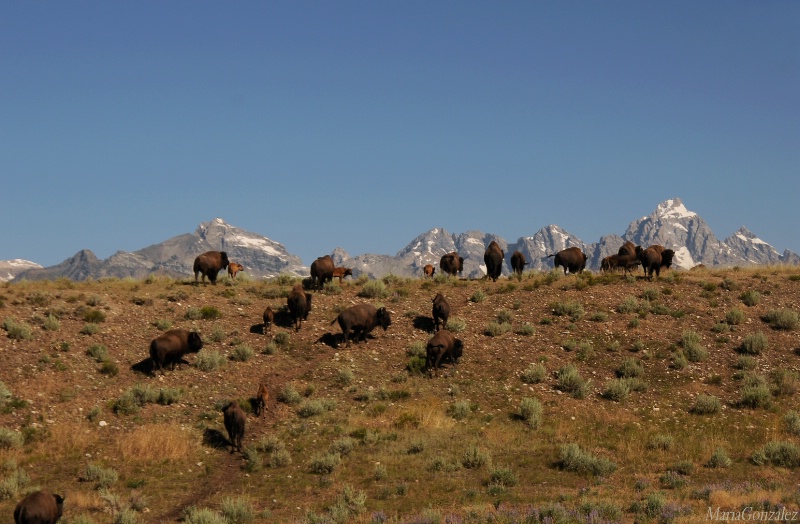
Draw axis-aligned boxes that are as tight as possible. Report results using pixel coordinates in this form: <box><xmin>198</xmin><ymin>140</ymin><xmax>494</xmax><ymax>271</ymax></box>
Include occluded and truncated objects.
<box><xmin>439</xmin><ymin>252</ymin><xmax>464</xmax><ymax>276</ymax></box>
<box><xmin>332</xmin><ymin>266</ymin><xmax>353</xmax><ymax>284</ymax></box>
<box><xmin>510</xmin><ymin>251</ymin><xmax>527</xmax><ymax>275</ymax></box>
<box><xmin>618</xmin><ymin>241</ymin><xmax>639</xmax><ymax>258</ymax></box>
<box><xmin>332</xmin><ymin>304</ymin><xmax>392</xmax><ymax>347</ymax></box>
<box><xmin>227</xmin><ymin>262</ymin><xmax>244</xmax><ymax>279</ymax></box>
<box><xmin>193</xmin><ymin>251</ymin><xmax>230</xmax><ymax>285</ymax></box>
<box><xmin>14</xmin><ymin>491</ymin><xmax>64</xmax><ymax>524</ymax></box>
<box><xmin>602</xmin><ymin>253</ymin><xmax>640</xmax><ymax>275</ymax></box>
<box><xmin>483</xmin><ymin>241</ymin><xmax>504</xmax><ymax>282</ymax></box>
<box><xmin>432</xmin><ymin>293</ymin><xmax>451</xmax><ymax>332</ymax></box>
<box><xmin>310</xmin><ymin>255</ymin><xmax>335</xmax><ymax>290</ymax></box>
<box><xmin>149</xmin><ymin>329</ymin><xmax>203</xmax><ymax>375</ymax></box>
<box><xmin>255</xmin><ymin>383</ymin><xmax>269</xmax><ymax>418</ymax></box>
<box><xmin>422</xmin><ymin>264</ymin><xmax>435</xmax><ymax>278</ymax></box>
<box><xmin>223</xmin><ymin>401</ymin><xmax>245</xmax><ymax>453</ymax></box>
<box><xmin>262</xmin><ymin>306</ymin><xmax>274</xmax><ymax>335</ymax></box>
<box><xmin>426</xmin><ymin>330</ymin><xmax>463</xmax><ymax>377</ymax></box>
<box><xmin>639</xmin><ymin>247</ymin><xmax>676</xmax><ymax>280</ymax></box>
<box><xmin>547</xmin><ymin>247</ymin><xmax>588</xmax><ymax>275</ymax></box>
<box><xmin>287</xmin><ymin>284</ymin><xmax>312</xmax><ymax>332</ymax></box>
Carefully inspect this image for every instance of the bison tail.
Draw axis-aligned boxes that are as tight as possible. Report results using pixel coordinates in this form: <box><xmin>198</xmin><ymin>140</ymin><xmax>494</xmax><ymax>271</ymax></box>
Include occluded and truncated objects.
<box><xmin>545</xmin><ymin>254</ymin><xmax>556</xmax><ymax>258</ymax></box>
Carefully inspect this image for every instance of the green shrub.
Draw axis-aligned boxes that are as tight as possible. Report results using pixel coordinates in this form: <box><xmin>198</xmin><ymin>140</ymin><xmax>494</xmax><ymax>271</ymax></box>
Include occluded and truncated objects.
<box><xmin>725</xmin><ymin>307</ymin><xmax>746</xmax><ymax>326</ymax></box>
<box><xmin>195</xmin><ymin>350</ymin><xmax>226</xmax><ymax>371</ymax></box>
<box><xmin>358</xmin><ymin>280</ymin><xmax>388</xmax><ymax>299</ymax></box>
<box><xmin>157</xmin><ymin>387</ymin><xmax>182</xmax><ymax>405</ymax></box>
<box><xmin>740</xmin><ymin>289</ymin><xmax>761</xmax><ymax>306</ymax></box>
<box><xmin>185</xmin><ymin>308</ymin><xmax>202</xmax><ymax>320</ymax></box>
<box><xmin>273</xmin><ymin>331</ymin><xmax>291</xmax><ymax>346</ymax></box>
<box><xmin>589</xmin><ymin>311</ymin><xmax>608</xmax><ymax>322</ymax></box>
<box><xmin>680</xmin><ymin>330</ymin><xmax>708</xmax><ymax>362</ymax></box>
<box><xmin>0</xmin><ymin>382</ymin><xmax>11</xmax><ymax>406</ymax></box>
<box><xmin>489</xmin><ymin>465</ymin><xmax>518</xmax><ymax>487</ymax></box>
<box><xmin>705</xmin><ymin>447</ymin><xmax>732</xmax><ymax>468</ymax></box>
<box><xmin>469</xmin><ymin>290</ymin><xmax>486</xmax><ymax>303</ymax></box>
<box><xmin>771</xmin><ymin>369</ymin><xmax>799</xmax><ymax>397</ymax></box>
<box><xmin>602</xmin><ymin>379</ymin><xmax>630</xmax><ymax>402</ymax></box>
<box><xmin>0</xmin><ymin>428</ymin><xmax>24</xmax><ymax>450</ymax></box>
<box><xmin>182</xmin><ymin>507</ymin><xmax>227</xmax><ymax>524</ymax></box>
<box><xmin>100</xmin><ymin>361</ymin><xmax>119</xmax><ymax>376</ymax></box>
<box><xmin>447</xmin><ymin>400</ymin><xmax>472</xmax><ymax>420</ymax></box>
<box><xmin>309</xmin><ymin>452</ymin><xmax>341</xmax><ymax>474</ymax></box>
<box><xmin>83</xmin><ymin>309</ymin><xmax>106</xmax><ymax>323</ymax></box>
<box><xmin>762</xmin><ymin>309</ymin><xmax>799</xmax><ymax>330</ymax></box>
<box><xmin>462</xmin><ymin>446</ymin><xmax>490</xmax><ymax>469</ymax></box>
<box><xmin>446</xmin><ymin>317</ymin><xmax>466</xmax><ymax>333</ymax></box>
<box><xmin>484</xmin><ymin>321</ymin><xmax>511</xmax><ymax>337</ymax></box>
<box><xmin>152</xmin><ymin>319</ymin><xmax>172</xmax><ymax>331</ymax></box>
<box><xmin>521</xmin><ymin>363</ymin><xmax>547</xmax><ymax>384</ymax></box>
<box><xmin>738</xmin><ymin>332</ymin><xmax>768</xmax><ymax>355</ymax></box>
<box><xmin>617</xmin><ymin>296</ymin><xmax>640</xmax><ymax>314</ymax></box>
<box><xmin>86</xmin><ymin>344</ymin><xmax>109</xmax><ymax>362</ymax></box>
<box><xmin>647</xmin><ymin>434</ymin><xmax>674</xmax><ymax>451</ymax></box>
<box><xmin>739</xmin><ymin>383</ymin><xmax>771</xmax><ymax>409</ymax></box>
<box><xmin>552</xmin><ymin>300</ymin><xmax>584</xmax><ymax>321</ymax></box>
<box><xmin>2</xmin><ymin>317</ymin><xmax>33</xmax><ymax>340</ymax></box>
<box><xmin>735</xmin><ymin>355</ymin><xmax>757</xmax><ymax>370</ymax></box>
<box><xmin>335</xmin><ymin>368</ymin><xmax>354</xmax><ymax>387</ymax></box>
<box><xmin>556</xmin><ymin>443</ymin><xmax>616</xmax><ymax>476</ymax></box>
<box><xmin>519</xmin><ymin>397</ymin><xmax>542</xmax><ymax>428</ymax></box>
<box><xmin>642</xmin><ymin>287</ymin><xmax>660</xmax><ymax>301</ymax></box>
<box><xmin>515</xmin><ymin>323</ymin><xmax>536</xmax><ymax>336</ymax></box>
<box><xmin>616</xmin><ymin>357</ymin><xmax>643</xmax><ymax>378</ymax></box>
<box><xmin>784</xmin><ymin>411</ymin><xmax>800</xmax><ymax>436</ymax></box>
<box><xmin>42</xmin><ymin>314</ymin><xmax>60</xmax><ymax>331</ymax></box>
<box><xmin>556</xmin><ymin>364</ymin><xmax>589</xmax><ymax>399</ymax></box>
<box><xmin>277</xmin><ymin>384</ymin><xmax>302</xmax><ymax>405</ymax></box>
<box><xmin>752</xmin><ymin>441</ymin><xmax>800</xmax><ymax>468</ymax></box>
<box><xmin>220</xmin><ymin>496</ymin><xmax>255</xmax><ymax>524</ymax></box>
<box><xmin>297</xmin><ymin>399</ymin><xmax>335</xmax><ymax>418</ymax></box>
<box><xmin>80</xmin><ymin>323</ymin><xmax>100</xmax><ymax>335</ymax></box>
<box><xmin>230</xmin><ymin>344</ymin><xmax>254</xmax><ymax>362</ymax></box>
<box><xmin>81</xmin><ymin>462</ymin><xmax>118</xmax><ymax>489</ymax></box>
<box><xmin>690</xmin><ymin>394</ymin><xmax>721</xmax><ymax>415</ymax></box>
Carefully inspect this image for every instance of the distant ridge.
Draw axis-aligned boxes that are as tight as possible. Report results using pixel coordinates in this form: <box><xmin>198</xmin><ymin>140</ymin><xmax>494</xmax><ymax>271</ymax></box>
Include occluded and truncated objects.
<box><xmin>9</xmin><ymin>199</ymin><xmax>800</xmax><ymax>281</ymax></box>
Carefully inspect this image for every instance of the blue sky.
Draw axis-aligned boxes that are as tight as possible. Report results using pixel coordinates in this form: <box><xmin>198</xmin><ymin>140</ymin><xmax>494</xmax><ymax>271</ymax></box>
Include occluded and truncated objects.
<box><xmin>2</xmin><ymin>1</ymin><xmax>798</xmax><ymax>267</ymax></box>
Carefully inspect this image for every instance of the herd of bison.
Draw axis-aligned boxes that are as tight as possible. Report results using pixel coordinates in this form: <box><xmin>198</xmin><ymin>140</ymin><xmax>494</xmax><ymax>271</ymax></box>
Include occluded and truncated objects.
<box><xmin>11</xmin><ymin>241</ymin><xmax>677</xmax><ymax>524</ymax></box>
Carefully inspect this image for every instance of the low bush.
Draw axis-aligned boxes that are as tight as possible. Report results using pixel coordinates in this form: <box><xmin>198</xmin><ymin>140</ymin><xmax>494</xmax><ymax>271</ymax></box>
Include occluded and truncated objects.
<box><xmin>521</xmin><ymin>363</ymin><xmax>546</xmax><ymax>384</ymax></box>
<box><xmin>359</xmin><ymin>280</ymin><xmax>388</xmax><ymax>299</ymax></box>
<box><xmin>690</xmin><ymin>394</ymin><xmax>721</xmax><ymax>415</ymax></box>
<box><xmin>519</xmin><ymin>397</ymin><xmax>542</xmax><ymax>428</ymax></box>
<box><xmin>784</xmin><ymin>411</ymin><xmax>800</xmax><ymax>436</ymax></box>
<box><xmin>552</xmin><ymin>300</ymin><xmax>584</xmax><ymax>321</ymax></box>
<box><xmin>616</xmin><ymin>357</ymin><xmax>643</xmax><ymax>378</ymax></box>
<box><xmin>556</xmin><ymin>365</ymin><xmax>590</xmax><ymax>399</ymax></box>
<box><xmin>81</xmin><ymin>462</ymin><xmax>119</xmax><ymax>489</ymax></box>
<box><xmin>230</xmin><ymin>344</ymin><xmax>254</xmax><ymax>362</ymax></box>
<box><xmin>2</xmin><ymin>317</ymin><xmax>33</xmax><ymax>341</ymax></box>
<box><xmin>752</xmin><ymin>441</ymin><xmax>800</xmax><ymax>468</ymax></box>
<box><xmin>462</xmin><ymin>446</ymin><xmax>490</xmax><ymax>469</ymax></box>
<box><xmin>737</xmin><ymin>332</ymin><xmax>768</xmax><ymax>355</ymax></box>
<box><xmin>740</xmin><ymin>289</ymin><xmax>761</xmax><ymax>306</ymax></box>
<box><xmin>705</xmin><ymin>447</ymin><xmax>732</xmax><ymax>468</ymax></box>
<box><xmin>762</xmin><ymin>308</ymin><xmax>799</xmax><ymax>330</ymax></box>
<box><xmin>556</xmin><ymin>443</ymin><xmax>616</xmax><ymax>476</ymax></box>
<box><xmin>726</xmin><ymin>307</ymin><xmax>746</xmax><ymax>325</ymax></box>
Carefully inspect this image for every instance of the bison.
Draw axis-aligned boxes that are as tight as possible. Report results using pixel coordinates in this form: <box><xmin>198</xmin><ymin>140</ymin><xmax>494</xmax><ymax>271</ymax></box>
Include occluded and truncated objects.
<box><xmin>439</xmin><ymin>252</ymin><xmax>464</xmax><ymax>276</ymax></box>
<box><xmin>422</xmin><ymin>264</ymin><xmax>436</xmax><ymax>278</ymax></box>
<box><xmin>227</xmin><ymin>262</ymin><xmax>244</xmax><ymax>279</ymax></box>
<box><xmin>193</xmin><ymin>251</ymin><xmax>230</xmax><ymax>285</ymax></box>
<box><xmin>547</xmin><ymin>247</ymin><xmax>588</xmax><ymax>275</ymax></box>
<box><xmin>602</xmin><ymin>253</ymin><xmax>640</xmax><ymax>275</ymax></box>
<box><xmin>223</xmin><ymin>401</ymin><xmax>245</xmax><ymax>453</ymax></box>
<box><xmin>149</xmin><ymin>328</ymin><xmax>203</xmax><ymax>375</ymax></box>
<box><xmin>510</xmin><ymin>251</ymin><xmax>527</xmax><ymax>275</ymax></box>
<box><xmin>618</xmin><ymin>241</ymin><xmax>639</xmax><ymax>258</ymax></box>
<box><xmin>310</xmin><ymin>255</ymin><xmax>335</xmax><ymax>290</ymax></box>
<box><xmin>332</xmin><ymin>304</ymin><xmax>392</xmax><ymax>347</ymax></box>
<box><xmin>262</xmin><ymin>306</ymin><xmax>274</xmax><ymax>335</ymax></box>
<box><xmin>483</xmin><ymin>241</ymin><xmax>504</xmax><ymax>282</ymax></box>
<box><xmin>425</xmin><ymin>330</ymin><xmax>463</xmax><ymax>377</ymax></box>
<box><xmin>255</xmin><ymin>383</ymin><xmax>269</xmax><ymax>418</ymax></box>
<box><xmin>287</xmin><ymin>284</ymin><xmax>312</xmax><ymax>332</ymax></box>
<box><xmin>14</xmin><ymin>491</ymin><xmax>64</xmax><ymax>524</ymax></box>
<box><xmin>432</xmin><ymin>293</ymin><xmax>450</xmax><ymax>332</ymax></box>
<box><xmin>332</xmin><ymin>266</ymin><xmax>353</xmax><ymax>284</ymax></box>
<box><xmin>639</xmin><ymin>247</ymin><xmax>675</xmax><ymax>280</ymax></box>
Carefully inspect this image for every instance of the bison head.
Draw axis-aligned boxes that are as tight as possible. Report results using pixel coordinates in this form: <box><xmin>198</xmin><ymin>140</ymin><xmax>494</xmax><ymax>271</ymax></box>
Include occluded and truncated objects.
<box><xmin>188</xmin><ymin>332</ymin><xmax>204</xmax><ymax>353</ymax></box>
<box><xmin>377</xmin><ymin>307</ymin><xmax>392</xmax><ymax>330</ymax></box>
<box><xmin>452</xmin><ymin>339</ymin><xmax>464</xmax><ymax>361</ymax></box>
<box><xmin>220</xmin><ymin>251</ymin><xmax>230</xmax><ymax>268</ymax></box>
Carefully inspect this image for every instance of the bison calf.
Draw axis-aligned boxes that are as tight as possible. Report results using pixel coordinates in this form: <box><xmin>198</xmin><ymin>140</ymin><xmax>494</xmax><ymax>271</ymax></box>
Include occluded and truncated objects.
<box><xmin>422</xmin><ymin>264</ymin><xmax>435</xmax><ymax>278</ymax></box>
<box><xmin>223</xmin><ymin>401</ymin><xmax>245</xmax><ymax>453</ymax></box>
<box><xmin>149</xmin><ymin>329</ymin><xmax>203</xmax><ymax>375</ymax></box>
<box><xmin>426</xmin><ymin>330</ymin><xmax>463</xmax><ymax>377</ymax></box>
<box><xmin>14</xmin><ymin>491</ymin><xmax>65</xmax><ymax>524</ymax></box>
<box><xmin>332</xmin><ymin>266</ymin><xmax>353</xmax><ymax>284</ymax></box>
<box><xmin>227</xmin><ymin>262</ymin><xmax>244</xmax><ymax>279</ymax></box>
<box><xmin>263</xmin><ymin>306</ymin><xmax>274</xmax><ymax>335</ymax></box>
<box><xmin>255</xmin><ymin>383</ymin><xmax>269</xmax><ymax>417</ymax></box>
<box><xmin>332</xmin><ymin>304</ymin><xmax>392</xmax><ymax>348</ymax></box>
<box><xmin>432</xmin><ymin>293</ymin><xmax>450</xmax><ymax>332</ymax></box>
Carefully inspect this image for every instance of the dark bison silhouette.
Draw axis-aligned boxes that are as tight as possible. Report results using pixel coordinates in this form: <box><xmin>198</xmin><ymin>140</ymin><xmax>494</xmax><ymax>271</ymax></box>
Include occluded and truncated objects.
<box><xmin>262</xmin><ymin>306</ymin><xmax>274</xmax><ymax>335</ymax></box>
<box><xmin>426</xmin><ymin>330</ymin><xmax>463</xmax><ymax>377</ymax></box>
<box><xmin>432</xmin><ymin>293</ymin><xmax>450</xmax><ymax>332</ymax></box>
<box><xmin>255</xmin><ymin>383</ymin><xmax>269</xmax><ymax>418</ymax></box>
<box><xmin>287</xmin><ymin>284</ymin><xmax>312</xmax><ymax>331</ymax></box>
<box><xmin>639</xmin><ymin>247</ymin><xmax>675</xmax><ymax>280</ymax></box>
<box><xmin>439</xmin><ymin>252</ymin><xmax>464</xmax><ymax>276</ymax></box>
<box><xmin>510</xmin><ymin>251</ymin><xmax>527</xmax><ymax>275</ymax></box>
<box><xmin>223</xmin><ymin>401</ymin><xmax>245</xmax><ymax>453</ymax></box>
<box><xmin>193</xmin><ymin>251</ymin><xmax>230</xmax><ymax>285</ymax></box>
<box><xmin>483</xmin><ymin>241</ymin><xmax>504</xmax><ymax>282</ymax></box>
<box><xmin>332</xmin><ymin>304</ymin><xmax>392</xmax><ymax>347</ymax></box>
<box><xmin>149</xmin><ymin>329</ymin><xmax>203</xmax><ymax>375</ymax></box>
<box><xmin>547</xmin><ymin>247</ymin><xmax>588</xmax><ymax>275</ymax></box>
<box><xmin>310</xmin><ymin>255</ymin><xmax>335</xmax><ymax>290</ymax></box>
<box><xmin>14</xmin><ymin>491</ymin><xmax>64</xmax><ymax>524</ymax></box>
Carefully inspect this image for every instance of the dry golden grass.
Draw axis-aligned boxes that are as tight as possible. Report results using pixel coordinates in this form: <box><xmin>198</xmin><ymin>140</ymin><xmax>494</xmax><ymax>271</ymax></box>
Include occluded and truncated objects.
<box><xmin>116</xmin><ymin>424</ymin><xmax>200</xmax><ymax>463</ymax></box>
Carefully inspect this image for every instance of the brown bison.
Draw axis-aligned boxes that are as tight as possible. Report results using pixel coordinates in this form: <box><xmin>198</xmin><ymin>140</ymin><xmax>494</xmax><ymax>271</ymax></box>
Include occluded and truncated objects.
<box><xmin>310</xmin><ymin>255</ymin><xmax>335</xmax><ymax>290</ymax></box>
<box><xmin>287</xmin><ymin>284</ymin><xmax>312</xmax><ymax>332</ymax></box>
<box><xmin>332</xmin><ymin>266</ymin><xmax>353</xmax><ymax>284</ymax></box>
<box><xmin>227</xmin><ymin>262</ymin><xmax>244</xmax><ymax>279</ymax></box>
<box><xmin>223</xmin><ymin>401</ymin><xmax>245</xmax><ymax>453</ymax></box>
<box><xmin>426</xmin><ymin>330</ymin><xmax>463</xmax><ymax>377</ymax></box>
<box><xmin>547</xmin><ymin>247</ymin><xmax>588</xmax><ymax>275</ymax></box>
<box><xmin>617</xmin><ymin>241</ymin><xmax>640</xmax><ymax>258</ymax></box>
<box><xmin>149</xmin><ymin>328</ymin><xmax>203</xmax><ymax>375</ymax></box>
<box><xmin>510</xmin><ymin>251</ymin><xmax>527</xmax><ymax>275</ymax></box>
<box><xmin>255</xmin><ymin>383</ymin><xmax>269</xmax><ymax>418</ymax></box>
<box><xmin>262</xmin><ymin>306</ymin><xmax>274</xmax><ymax>335</ymax></box>
<box><xmin>439</xmin><ymin>252</ymin><xmax>464</xmax><ymax>276</ymax></box>
<box><xmin>602</xmin><ymin>253</ymin><xmax>640</xmax><ymax>275</ymax></box>
<box><xmin>422</xmin><ymin>264</ymin><xmax>435</xmax><ymax>278</ymax></box>
<box><xmin>432</xmin><ymin>293</ymin><xmax>450</xmax><ymax>332</ymax></box>
<box><xmin>332</xmin><ymin>304</ymin><xmax>392</xmax><ymax>347</ymax></box>
<box><xmin>639</xmin><ymin>247</ymin><xmax>676</xmax><ymax>280</ymax></box>
<box><xmin>483</xmin><ymin>241</ymin><xmax>504</xmax><ymax>282</ymax></box>
<box><xmin>14</xmin><ymin>491</ymin><xmax>64</xmax><ymax>524</ymax></box>
<box><xmin>193</xmin><ymin>251</ymin><xmax>230</xmax><ymax>285</ymax></box>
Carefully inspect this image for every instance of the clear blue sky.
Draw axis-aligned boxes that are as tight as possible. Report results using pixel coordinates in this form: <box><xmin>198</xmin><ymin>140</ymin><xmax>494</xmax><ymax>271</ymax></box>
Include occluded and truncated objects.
<box><xmin>2</xmin><ymin>1</ymin><xmax>798</xmax><ymax>267</ymax></box>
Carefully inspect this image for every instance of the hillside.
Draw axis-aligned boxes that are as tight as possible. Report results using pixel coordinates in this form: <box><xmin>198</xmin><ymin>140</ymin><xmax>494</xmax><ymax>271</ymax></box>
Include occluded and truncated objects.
<box><xmin>1</xmin><ymin>267</ymin><xmax>800</xmax><ymax>523</ymax></box>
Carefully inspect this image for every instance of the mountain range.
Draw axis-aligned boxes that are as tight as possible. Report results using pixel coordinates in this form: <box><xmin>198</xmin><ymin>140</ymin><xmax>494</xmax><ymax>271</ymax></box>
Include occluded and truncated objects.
<box><xmin>5</xmin><ymin>198</ymin><xmax>799</xmax><ymax>282</ymax></box>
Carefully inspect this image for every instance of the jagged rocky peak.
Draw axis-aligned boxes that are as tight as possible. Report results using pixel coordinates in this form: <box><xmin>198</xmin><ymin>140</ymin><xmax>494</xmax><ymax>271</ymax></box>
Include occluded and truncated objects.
<box><xmin>723</xmin><ymin>226</ymin><xmax>782</xmax><ymax>265</ymax></box>
<box><xmin>653</xmin><ymin>198</ymin><xmax>696</xmax><ymax>220</ymax></box>
<box><xmin>396</xmin><ymin>228</ymin><xmax>456</xmax><ymax>263</ymax></box>
<box><xmin>0</xmin><ymin>259</ymin><xmax>43</xmax><ymax>282</ymax></box>
<box><xmin>330</xmin><ymin>248</ymin><xmax>350</xmax><ymax>266</ymax></box>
